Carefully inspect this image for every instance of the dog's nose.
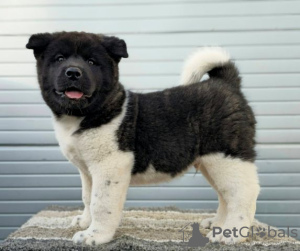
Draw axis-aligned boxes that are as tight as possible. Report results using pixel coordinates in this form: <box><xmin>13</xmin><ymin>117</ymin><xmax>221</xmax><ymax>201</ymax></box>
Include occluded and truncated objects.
<box><xmin>65</xmin><ymin>67</ymin><xmax>82</xmax><ymax>80</ymax></box>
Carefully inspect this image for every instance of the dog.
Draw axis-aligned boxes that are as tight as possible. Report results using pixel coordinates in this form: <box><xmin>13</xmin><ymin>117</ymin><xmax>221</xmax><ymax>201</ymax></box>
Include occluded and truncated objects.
<box><xmin>26</xmin><ymin>31</ymin><xmax>260</xmax><ymax>245</ymax></box>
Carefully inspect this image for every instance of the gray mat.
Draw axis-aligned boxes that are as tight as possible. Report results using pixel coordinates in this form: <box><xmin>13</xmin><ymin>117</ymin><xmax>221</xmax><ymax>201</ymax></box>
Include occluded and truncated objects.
<box><xmin>1</xmin><ymin>206</ymin><xmax>299</xmax><ymax>251</ymax></box>
<box><xmin>1</xmin><ymin>236</ymin><xmax>300</xmax><ymax>251</ymax></box>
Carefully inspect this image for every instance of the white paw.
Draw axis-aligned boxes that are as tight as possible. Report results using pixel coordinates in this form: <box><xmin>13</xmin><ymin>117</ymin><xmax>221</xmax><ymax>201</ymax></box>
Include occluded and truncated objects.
<box><xmin>207</xmin><ymin>230</ymin><xmax>222</xmax><ymax>243</ymax></box>
<box><xmin>72</xmin><ymin>229</ymin><xmax>113</xmax><ymax>246</ymax></box>
<box><xmin>210</xmin><ymin>232</ymin><xmax>246</xmax><ymax>244</ymax></box>
<box><xmin>201</xmin><ymin>215</ymin><xmax>224</xmax><ymax>229</ymax></box>
<box><xmin>221</xmin><ymin>234</ymin><xmax>245</xmax><ymax>244</ymax></box>
<box><xmin>200</xmin><ymin>217</ymin><xmax>215</xmax><ymax>229</ymax></box>
<box><xmin>207</xmin><ymin>221</ymin><xmax>249</xmax><ymax>244</ymax></box>
<box><xmin>206</xmin><ymin>230</ymin><xmax>213</xmax><ymax>239</ymax></box>
<box><xmin>71</xmin><ymin>214</ymin><xmax>91</xmax><ymax>229</ymax></box>
<box><xmin>211</xmin><ymin>218</ymin><xmax>225</xmax><ymax>229</ymax></box>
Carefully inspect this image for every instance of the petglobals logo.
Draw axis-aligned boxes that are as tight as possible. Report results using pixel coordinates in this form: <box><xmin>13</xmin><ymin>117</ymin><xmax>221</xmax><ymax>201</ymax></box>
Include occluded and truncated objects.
<box><xmin>179</xmin><ymin>222</ymin><xmax>299</xmax><ymax>247</ymax></box>
<box><xmin>179</xmin><ymin>222</ymin><xmax>209</xmax><ymax>247</ymax></box>
<box><xmin>212</xmin><ymin>226</ymin><xmax>298</xmax><ymax>239</ymax></box>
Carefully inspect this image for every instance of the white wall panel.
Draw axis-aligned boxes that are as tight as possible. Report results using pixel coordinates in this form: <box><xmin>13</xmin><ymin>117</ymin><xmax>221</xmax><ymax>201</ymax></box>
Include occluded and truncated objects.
<box><xmin>0</xmin><ymin>0</ymin><xmax>299</xmax><ymax>241</ymax></box>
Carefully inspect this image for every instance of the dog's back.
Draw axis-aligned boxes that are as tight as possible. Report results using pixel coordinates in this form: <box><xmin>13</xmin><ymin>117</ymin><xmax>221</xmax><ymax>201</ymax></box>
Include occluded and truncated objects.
<box><xmin>121</xmin><ymin>48</ymin><xmax>256</xmax><ymax>176</ymax></box>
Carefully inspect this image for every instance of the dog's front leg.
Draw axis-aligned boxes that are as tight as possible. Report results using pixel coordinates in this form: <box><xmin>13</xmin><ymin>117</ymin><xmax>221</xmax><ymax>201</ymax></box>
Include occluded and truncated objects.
<box><xmin>71</xmin><ymin>169</ymin><xmax>92</xmax><ymax>229</ymax></box>
<box><xmin>72</xmin><ymin>153</ymin><xmax>133</xmax><ymax>246</ymax></box>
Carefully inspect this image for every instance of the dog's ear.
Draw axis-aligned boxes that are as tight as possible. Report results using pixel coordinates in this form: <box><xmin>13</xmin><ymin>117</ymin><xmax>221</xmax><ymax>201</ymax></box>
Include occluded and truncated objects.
<box><xmin>26</xmin><ymin>33</ymin><xmax>53</xmax><ymax>59</ymax></box>
<box><xmin>101</xmin><ymin>36</ymin><xmax>128</xmax><ymax>62</ymax></box>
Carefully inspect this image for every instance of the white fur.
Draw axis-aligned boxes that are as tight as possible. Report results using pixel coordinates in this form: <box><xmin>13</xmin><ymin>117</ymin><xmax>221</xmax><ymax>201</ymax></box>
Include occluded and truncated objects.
<box><xmin>52</xmin><ymin>113</ymin><xmax>93</xmax><ymax>229</ymax></box>
<box><xmin>198</xmin><ymin>153</ymin><xmax>260</xmax><ymax>244</ymax></box>
<box><xmin>53</xmin><ymin>94</ymin><xmax>134</xmax><ymax>245</ymax></box>
<box><xmin>180</xmin><ymin>47</ymin><xmax>230</xmax><ymax>85</ymax></box>
<box><xmin>52</xmin><ymin>91</ymin><xmax>260</xmax><ymax>246</ymax></box>
<box><xmin>71</xmin><ymin>170</ymin><xmax>92</xmax><ymax>229</ymax></box>
<box><xmin>195</xmin><ymin>160</ymin><xmax>227</xmax><ymax>229</ymax></box>
<box><xmin>130</xmin><ymin>164</ymin><xmax>187</xmax><ymax>185</ymax></box>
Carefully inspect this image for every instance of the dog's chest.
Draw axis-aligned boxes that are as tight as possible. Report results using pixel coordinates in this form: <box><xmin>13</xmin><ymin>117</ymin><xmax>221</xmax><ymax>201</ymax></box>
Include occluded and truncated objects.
<box><xmin>52</xmin><ymin>116</ymin><xmax>83</xmax><ymax>166</ymax></box>
<box><xmin>52</xmin><ymin>115</ymin><xmax>123</xmax><ymax>168</ymax></box>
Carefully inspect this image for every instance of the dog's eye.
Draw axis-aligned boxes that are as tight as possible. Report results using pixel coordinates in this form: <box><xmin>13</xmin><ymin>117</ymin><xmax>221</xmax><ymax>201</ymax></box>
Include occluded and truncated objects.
<box><xmin>56</xmin><ymin>56</ymin><xmax>65</xmax><ymax>62</ymax></box>
<box><xmin>88</xmin><ymin>59</ymin><xmax>95</xmax><ymax>65</ymax></box>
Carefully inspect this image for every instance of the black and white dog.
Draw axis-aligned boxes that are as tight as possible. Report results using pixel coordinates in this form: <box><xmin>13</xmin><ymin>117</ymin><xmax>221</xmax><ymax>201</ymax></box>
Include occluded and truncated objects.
<box><xmin>26</xmin><ymin>32</ymin><xmax>260</xmax><ymax>245</ymax></box>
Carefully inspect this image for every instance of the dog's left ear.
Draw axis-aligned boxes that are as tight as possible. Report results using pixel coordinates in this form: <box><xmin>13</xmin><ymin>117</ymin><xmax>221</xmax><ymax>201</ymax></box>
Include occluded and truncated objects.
<box><xmin>26</xmin><ymin>33</ymin><xmax>54</xmax><ymax>59</ymax></box>
<box><xmin>102</xmin><ymin>36</ymin><xmax>128</xmax><ymax>62</ymax></box>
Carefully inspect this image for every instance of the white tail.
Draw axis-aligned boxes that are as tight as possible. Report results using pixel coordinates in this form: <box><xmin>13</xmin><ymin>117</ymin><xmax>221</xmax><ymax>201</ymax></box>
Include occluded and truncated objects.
<box><xmin>180</xmin><ymin>47</ymin><xmax>231</xmax><ymax>85</ymax></box>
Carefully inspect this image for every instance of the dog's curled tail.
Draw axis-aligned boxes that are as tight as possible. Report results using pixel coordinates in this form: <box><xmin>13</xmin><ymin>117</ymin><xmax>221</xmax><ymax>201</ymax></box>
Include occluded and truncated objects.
<box><xmin>180</xmin><ymin>47</ymin><xmax>241</xmax><ymax>89</ymax></box>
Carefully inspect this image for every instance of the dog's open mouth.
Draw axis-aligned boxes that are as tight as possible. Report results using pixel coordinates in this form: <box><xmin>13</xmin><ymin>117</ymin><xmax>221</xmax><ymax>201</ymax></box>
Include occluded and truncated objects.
<box><xmin>65</xmin><ymin>88</ymin><xmax>83</xmax><ymax>99</ymax></box>
<box><xmin>55</xmin><ymin>87</ymin><xmax>92</xmax><ymax>100</ymax></box>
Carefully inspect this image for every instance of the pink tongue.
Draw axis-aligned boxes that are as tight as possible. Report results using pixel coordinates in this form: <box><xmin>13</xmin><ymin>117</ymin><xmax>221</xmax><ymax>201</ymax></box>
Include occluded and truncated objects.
<box><xmin>65</xmin><ymin>91</ymin><xmax>83</xmax><ymax>99</ymax></box>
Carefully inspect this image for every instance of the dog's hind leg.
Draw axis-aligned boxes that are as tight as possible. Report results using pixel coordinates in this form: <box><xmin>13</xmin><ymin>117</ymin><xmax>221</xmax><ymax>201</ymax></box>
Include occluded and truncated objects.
<box><xmin>195</xmin><ymin>161</ymin><xmax>227</xmax><ymax>229</ymax></box>
<box><xmin>200</xmin><ymin>153</ymin><xmax>260</xmax><ymax>244</ymax></box>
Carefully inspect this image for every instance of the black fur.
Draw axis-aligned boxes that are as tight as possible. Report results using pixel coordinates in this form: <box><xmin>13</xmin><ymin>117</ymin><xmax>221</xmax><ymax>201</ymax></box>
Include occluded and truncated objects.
<box><xmin>27</xmin><ymin>31</ymin><xmax>256</xmax><ymax>178</ymax></box>
<box><xmin>118</xmin><ymin>66</ymin><xmax>256</xmax><ymax>176</ymax></box>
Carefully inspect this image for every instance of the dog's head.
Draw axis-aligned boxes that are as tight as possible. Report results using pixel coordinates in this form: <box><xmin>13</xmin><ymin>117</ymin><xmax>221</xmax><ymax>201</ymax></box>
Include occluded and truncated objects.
<box><xmin>26</xmin><ymin>31</ymin><xmax>128</xmax><ymax>116</ymax></box>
